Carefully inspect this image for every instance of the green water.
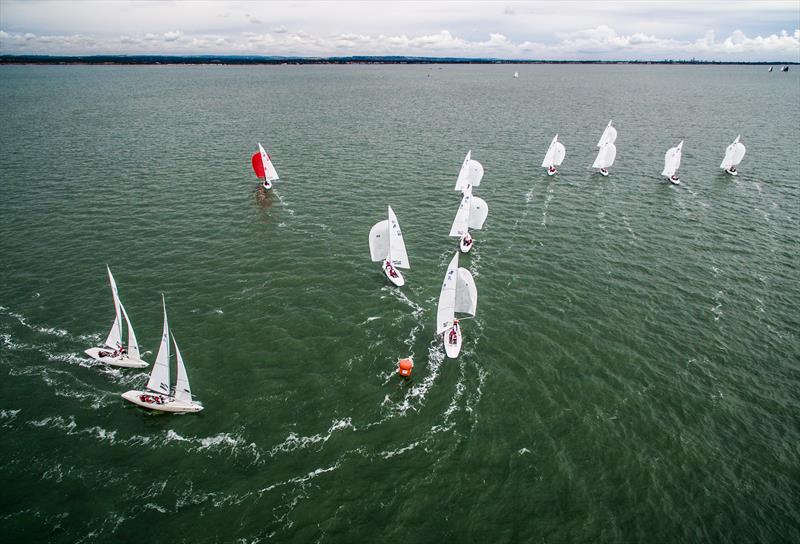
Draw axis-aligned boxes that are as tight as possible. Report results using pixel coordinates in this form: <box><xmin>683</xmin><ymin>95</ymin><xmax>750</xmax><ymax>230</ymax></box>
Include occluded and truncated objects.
<box><xmin>0</xmin><ymin>64</ymin><xmax>798</xmax><ymax>543</ymax></box>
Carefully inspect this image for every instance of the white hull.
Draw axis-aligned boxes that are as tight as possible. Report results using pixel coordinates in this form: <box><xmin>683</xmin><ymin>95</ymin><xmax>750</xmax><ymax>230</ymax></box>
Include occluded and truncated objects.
<box><xmin>121</xmin><ymin>390</ymin><xmax>203</xmax><ymax>413</ymax></box>
<box><xmin>383</xmin><ymin>264</ymin><xmax>405</xmax><ymax>286</ymax></box>
<box><xmin>85</xmin><ymin>347</ymin><xmax>148</xmax><ymax>368</ymax></box>
<box><xmin>262</xmin><ymin>180</ymin><xmax>273</xmax><ymax>190</ymax></box>
<box><xmin>546</xmin><ymin>169</ymin><xmax>557</xmax><ymax>177</ymax></box>
<box><xmin>725</xmin><ymin>168</ymin><xmax>738</xmax><ymax>176</ymax></box>
<box><xmin>459</xmin><ymin>235</ymin><xmax>473</xmax><ymax>253</ymax></box>
<box><xmin>599</xmin><ymin>169</ymin><xmax>609</xmax><ymax>177</ymax></box>
<box><xmin>444</xmin><ymin>325</ymin><xmax>462</xmax><ymax>358</ymax></box>
<box><xmin>667</xmin><ymin>176</ymin><xmax>681</xmax><ymax>185</ymax></box>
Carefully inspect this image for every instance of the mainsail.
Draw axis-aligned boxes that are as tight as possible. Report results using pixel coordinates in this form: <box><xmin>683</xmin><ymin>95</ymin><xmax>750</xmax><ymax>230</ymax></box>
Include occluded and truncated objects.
<box><xmin>387</xmin><ymin>206</ymin><xmax>409</xmax><ymax>269</ymax></box>
<box><xmin>173</xmin><ymin>335</ymin><xmax>192</xmax><ymax>404</ymax></box>
<box><xmin>592</xmin><ymin>143</ymin><xmax>617</xmax><ymax>169</ymax></box>
<box><xmin>146</xmin><ymin>297</ymin><xmax>171</xmax><ymax>396</ymax></box>
<box><xmin>252</xmin><ymin>143</ymin><xmax>279</xmax><ymax>181</ymax></box>
<box><xmin>720</xmin><ymin>136</ymin><xmax>746</xmax><ymax>169</ymax></box>
<box><xmin>597</xmin><ymin>121</ymin><xmax>617</xmax><ymax>147</ymax></box>
<box><xmin>662</xmin><ymin>141</ymin><xmax>683</xmax><ymax>177</ymax></box>
<box><xmin>103</xmin><ymin>266</ymin><xmax>123</xmax><ymax>349</ymax></box>
<box><xmin>542</xmin><ymin>135</ymin><xmax>565</xmax><ymax>168</ymax></box>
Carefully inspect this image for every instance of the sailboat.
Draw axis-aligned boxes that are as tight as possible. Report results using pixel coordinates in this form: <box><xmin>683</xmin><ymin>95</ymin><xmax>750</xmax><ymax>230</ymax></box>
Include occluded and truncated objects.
<box><xmin>720</xmin><ymin>135</ymin><xmax>746</xmax><ymax>175</ymax></box>
<box><xmin>251</xmin><ymin>143</ymin><xmax>279</xmax><ymax>190</ymax></box>
<box><xmin>781</xmin><ymin>65</ymin><xmax>789</xmax><ymax>72</ymax></box>
<box><xmin>454</xmin><ymin>150</ymin><xmax>484</xmax><ymax>193</ymax></box>
<box><xmin>368</xmin><ymin>206</ymin><xmax>410</xmax><ymax>286</ymax></box>
<box><xmin>592</xmin><ymin>120</ymin><xmax>617</xmax><ymax>176</ymax></box>
<box><xmin>436</xmin><ymin>252</ymin><xmax>477</xmax><ymax>359</ymax></box>
<box><xmin>768</xmin><ymin>66</ymin><xmax>773</xmax><ymax>72</ymax></box>
<box><xmin>449</xmin><ymin>186</ymin><xmax>488</xmax><ymax>253</ymax></box>
<box><xmin>514</xmin><ymin>71</ymin><xmax>519</xmax><ymax>78</ymax></box>
<box><xmin>662</xmin><ymin>140</ymin><xmax>684</xmax><ymax>185</ymax></box>
<box><xmin>85</xmin><ymin>266</ymin><xmax>148</xmax><ymax>368</ymax></box>
<box><xmin>541</xmin><ymin>134</ymin><xmax>565</xmax><ymax>176</ymax></box>
<box><xmin>122</xmin><ymin>297</ymin><xmax>203</xmax><ymax>413</ymax></box>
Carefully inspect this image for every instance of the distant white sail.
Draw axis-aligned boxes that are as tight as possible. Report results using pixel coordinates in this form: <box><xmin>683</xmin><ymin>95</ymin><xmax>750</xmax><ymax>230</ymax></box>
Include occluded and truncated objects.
<box><xmin>146</xmin><ymin>297</ymin><xmax>172</xmax><ymax>396</ymax></box>
<box><xmin>173</xmin><ymin>334</ymin><xmax>192</xmax><ymax>404</ymax></box>
<box><xmin>662</xmin><ymin>141</ymin><xmax>683</xmax><ymax>177</ymax></box>
<box><xmin>592</xmin><ymin>143</ymin><xmax>617</xmax><ymax>169</ymax></box>
<box><xmin>720</xmin><ymin>135</ymin><xmax>746</xmax><ymax>170</ymax></box>
<box><xmin>368</xmin><ymin>219</ymin><xmax>390</xmax><ymax>262</ymax></box>
<box><xmin>596</xmin><ymin>120</ymin><xmax>617</xmax><ymax>147</ymax></box>
<box><xmin>449</xmin><ymin>191</ymin><xmax>472</xmax><ymax>238</ymax></box>
<box><xmin>455</xmin><ymin>150</ymin><xmax>472</xmax><ymax>191</ymax></box>
<box><xmin>387</xmin><ymin>206</ymin><xmax>409</xmax><ymax>269</ymax></box>
<box><xmin>258</xmin><ymin>143</ymin><xmax>279</xmax><ymax>181</ymax></box>
<box><xmin>542</xmin><ymin>135</ymin><xmax>565</xmax><ymax>168</ymax></box>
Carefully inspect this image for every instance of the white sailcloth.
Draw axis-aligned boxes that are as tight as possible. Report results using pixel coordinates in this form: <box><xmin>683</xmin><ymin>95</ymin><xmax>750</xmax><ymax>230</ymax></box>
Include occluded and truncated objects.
<box><xmin>455</xmin><ymin>151</ymin><xmax>484</xmax><ymax>191</ymax></box>
<box><xmin>468</xmin><ymin>196</ymin><xmax>488</xmax><ymax>230</ymax></box>
<box><xmin>449</xmin><ymin>191</ymin><xmax>472</xmax><ymax>238</ymax></box>
<box><xmin>119</xmin><ymin>302</ymin><xmax>141</xmax><ymax>361</ymax></box>
<box><xmin>436</xmin><ymin>253</ymin><xmax>459</xmax><ymax>334</ymax></box>
<box><xmin>542</xmin><ymin>135</ymin><xmax>566</xmax><ymax>168</ymax></box>
<box><xmin>596</xmin><ymin>121</ymin><xmax>617</xmax><ymax>147</ymax></box>
<box><xmin>387</xmin><ymin>206</ymin><xmax>409</xmax><ymax>269</ymax></box>
<box><xmin>173</xmin><ymin>335</ymin><xmax>192</xmax><ymax>404</ymax></box>
<box><xmin>720</xmin><ymin>136</ymin><xmax>746</xmax><ymax>170</ymax></box>
<box><xmin>258</xmin><ymin>143</ymin><xmax>279</xmax><ymax>181</ymax></box>
<box><xmin>103</xmin><ymin>266</ymin><xmax>123</xmax><ymax>349</ymax></box>
<box><xmin>146</xmin><ymin>298</ymin><xmax>171</xmax><ymax>396</ymax></box>
<box><xmin>368</xmin><ymin>219</ymin><xmax>390</xmax><ymax>262</ymax></box>
<box><xmin>662</xmin><ymin>141</ymin><xmax>683</xmax><ymax>177</ymax></box>
<box><xmin>592</xmin><ymin>143</ymin><xmax>617</xmax><ymax>169</ymax></box>
<box><xmin>435</xmin><ymin>253</ymin><xmax>477</xmax><ymax>335</ymax></box>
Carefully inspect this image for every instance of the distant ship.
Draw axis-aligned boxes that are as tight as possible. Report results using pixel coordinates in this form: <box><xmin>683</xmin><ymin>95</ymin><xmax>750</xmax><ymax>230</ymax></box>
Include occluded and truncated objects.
<box><xmin>780</xmin><ymin>65</ymin><xmax>789</xmax><ymax>72</ymax></box>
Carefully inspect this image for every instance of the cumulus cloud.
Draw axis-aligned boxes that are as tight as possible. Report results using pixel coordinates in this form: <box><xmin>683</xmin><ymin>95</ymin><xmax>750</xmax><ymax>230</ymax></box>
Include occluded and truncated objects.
<box><xmin>0</xmin><ymin>25</ymin><xmax>798</xmax><ymax>60</ymax></box>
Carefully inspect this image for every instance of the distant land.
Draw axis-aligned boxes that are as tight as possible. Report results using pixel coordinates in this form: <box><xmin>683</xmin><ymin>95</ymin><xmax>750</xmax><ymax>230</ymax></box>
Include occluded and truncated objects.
<box><xmin>1</xmin><ymin>55</ymin><xmax>798</xmax><ymax>66</ymax></box>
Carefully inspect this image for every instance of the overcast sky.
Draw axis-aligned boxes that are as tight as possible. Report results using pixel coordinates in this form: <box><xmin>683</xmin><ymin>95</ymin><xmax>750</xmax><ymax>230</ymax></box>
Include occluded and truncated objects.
<box><xmin>1</xmin><ymin>1</ymin><xmax>798</xmax><ymax>60</ymax></box>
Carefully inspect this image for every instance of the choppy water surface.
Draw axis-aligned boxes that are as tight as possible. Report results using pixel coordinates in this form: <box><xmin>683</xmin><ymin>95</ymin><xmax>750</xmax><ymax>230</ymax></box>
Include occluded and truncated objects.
<box><xmin>0</xmin><ymin>64</ymin><xmax>798</xmax><ymax>542</ymax></box>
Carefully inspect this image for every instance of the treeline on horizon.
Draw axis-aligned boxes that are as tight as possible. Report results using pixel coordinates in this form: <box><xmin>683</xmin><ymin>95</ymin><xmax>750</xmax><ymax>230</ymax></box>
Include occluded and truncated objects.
<box><xmin>0</xmin><ymin>54</ymin><xmax>796</xmax><ymax>65</ymax></box>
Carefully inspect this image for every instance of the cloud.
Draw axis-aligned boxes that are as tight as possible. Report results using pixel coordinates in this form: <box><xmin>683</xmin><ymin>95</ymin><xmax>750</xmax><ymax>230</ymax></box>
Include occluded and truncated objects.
<box><xmin>0</xmin><ymin>25</ymin><xmax>798</xmax><ymax>60</ymax></box>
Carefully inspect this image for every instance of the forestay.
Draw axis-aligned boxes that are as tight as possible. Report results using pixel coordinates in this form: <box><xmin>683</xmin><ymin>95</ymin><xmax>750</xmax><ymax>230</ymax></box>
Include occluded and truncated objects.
<box><xmin>146</xmin><ymin>298</ymin><xmax>172</xmax><ymax>396</ymax></box>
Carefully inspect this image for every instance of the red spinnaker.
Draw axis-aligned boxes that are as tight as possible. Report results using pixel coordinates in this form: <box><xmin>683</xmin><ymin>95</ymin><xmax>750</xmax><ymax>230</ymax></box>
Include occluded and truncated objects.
<box><xmin>251</xmin><ymin>152</ymin><xmax>265</xmax><ymax>179</ymax></box>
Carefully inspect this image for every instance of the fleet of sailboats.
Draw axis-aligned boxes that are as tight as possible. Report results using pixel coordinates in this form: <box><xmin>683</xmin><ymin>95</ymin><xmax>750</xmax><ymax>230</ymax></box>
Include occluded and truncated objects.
<box><xmin>121</xmin><ymin>296</ymin><xmax>203</xmax><ymax>413</ymax></box>
<box><xmin>720</xmin><ymin>135</ymin><xmax>746</xmax><ymax>176</ymax></box>
<box><xmin>542</xmin><ymin>134</ymin><xmax>566</xmax><ymax>176</ymax></box>
<box><xmin>436</xmin><ymin>253</ymin><xmax>478</xmax><ymax>359</ymax></box>
<box><xmin>662</xmin><ymin>140</ymin><xmax>684</xmax><ymax>184</ymax></box>
<box><xmin>85</xmin><ymin>266</ymin><xmax>148</xmax><ymax>369</ymax></box>
<box><xmin>251</xmin><ymin>143</ymin><xmax>280</xmax><ymax>190</ymax></box>
<box><xmin>592</xmin><ymin>120</ymin><xmax>617</xmax><ymax>176</ymax></box>
<box><xmin>369</xmin><ymin>205</ymin><xmax>410</xmax><ymax>286</ymax></box>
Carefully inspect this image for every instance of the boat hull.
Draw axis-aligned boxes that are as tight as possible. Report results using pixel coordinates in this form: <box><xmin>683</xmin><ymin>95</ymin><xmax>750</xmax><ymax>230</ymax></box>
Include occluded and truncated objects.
<box><xmin>262</xmin><ymin>180</ymin><xmax>273</xmax><ymax>190</ymax></box>
<box><xmin>546</xmin><ymin>169</ymin><xmax>557</xmax><ymax>177</ymax></box>
<box><xmin>444</xmin><ymin>325</ymin><xmax>462</xmax><ymax>358</ymax></box>
<box><xmin>85</xmin><ymin>347</ymin><xmax>148</xmax><ymax>368</ymax></box>
<box><xmin>383</xmin><ymin>265</ymin><xmax>405</xmax><ymax>287</ymax></box>
<box><xmin>459</xmin><ymin>235</ymin><xmax>473</xmax><ymax>253</ymax></box>
<box><xmin>599</xmin><ymin>169</ymin><xmax>609</xmax><ymax>177</ymax></box>
<box><xmin>725</xmin><ymin>168</ymin><xmax>738</xmax><ymax>176</ymax></box>
<box><xmin>121</xmin><ymin>390</ymin><xmax>203</xmax><ymax>413</ymax></box>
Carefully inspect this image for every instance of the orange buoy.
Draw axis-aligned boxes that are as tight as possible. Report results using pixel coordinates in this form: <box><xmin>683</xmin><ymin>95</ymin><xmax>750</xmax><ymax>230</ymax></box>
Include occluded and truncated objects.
<box><xmin>398</xmin><ymin>357</ymin><xmax>414</xmax><ymax>378</ymax></box>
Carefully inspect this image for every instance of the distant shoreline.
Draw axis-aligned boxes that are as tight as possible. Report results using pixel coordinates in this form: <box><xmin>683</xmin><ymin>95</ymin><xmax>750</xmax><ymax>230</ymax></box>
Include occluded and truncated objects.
<box><xmin>1</xmin><ymin>55</ymin><xmax>797</xmax><ymax>66</ymax></box>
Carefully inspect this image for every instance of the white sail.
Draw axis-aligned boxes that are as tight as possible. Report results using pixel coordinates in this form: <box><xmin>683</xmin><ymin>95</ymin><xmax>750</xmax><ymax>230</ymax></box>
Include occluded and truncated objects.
<box><xmin>119</xmin><ymin>302</ymin><xmax>140</xmax><ymax>361</ymax></box>
<box><xmin>436</xmin><ymin>253</ymin><xmax>459</xmax><ymax>334</ymax></box>
<box><xmin>173</xmin><ymin>335</ymin><xmax>192</xmax><ymax>404</ymax></box>
<box><xmin>662</xmin><ymin>141</ymin><xmax>683</xmax><ymax>177</ymax></box>
<box><xmin>368</xmin><ymin>219</ymin><xmax>390</xmax><ymax>262</ymax></box>
<box><xmin>258</xmin><ymin>143</ymin><xmax>279</xmax><ymax>181</ymax></box>
<box><xmin>455</xmin><ymin>150</ymin><xmax>472</xmax><ymax>191</ymax></box>
<box><xmin>449</xmin><ymin>191</ymin><xmax>472</xmax><ymax>237</ymax></box>
<box><xmin>387</xmin><ymin>206</ymin><xmax>409</xmax><ymax>269</ymax></box>
<box><xmin>542</xmin><ymin>135</ymin><xmax>565</xmax><ymax>167</ymax></box>
<box><xmin>466</xmin><ymin>160</ymin><xmax>484</xmax><ymax>188</ymax></box>
<box><xmin>720</xmin><ymin>136</ymin><xmax>746</xmax><ymax>169</ymax></box>
<box><xmin>146</xmin><ymin>297</ymin><xmax>171</xmax><ymax>396</ymax></box>
<box><xmin>592</xmin><ymin>143</ymin><xmax>617</xmax><ymax>169</ymax></box>
<box><xmin>454</xmin><ymin>268</ymin><xmax>477</xmax><ymax>316</ymax></box>
<box><xmin>597</xmin><ymin>121</ymin><xmax>617</xmax><ymax>147</ymax></box>
<box><xmin>468</xmin><ymin>196</ymin><xmax>488</xmax><ymax>230</ymax></box>
<box><xmin>103</xmin><ymin>266</ymin><xmax>123</xmax><ymax>349</ymax></box>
